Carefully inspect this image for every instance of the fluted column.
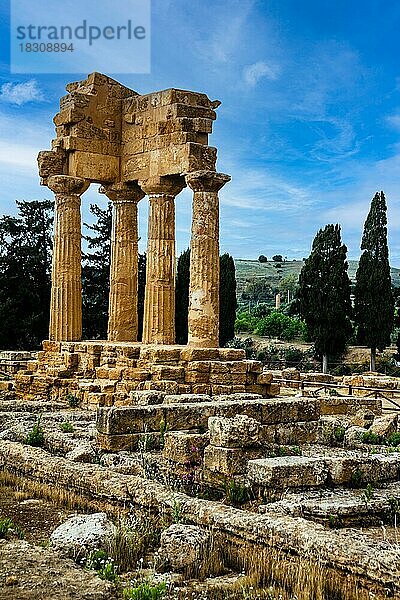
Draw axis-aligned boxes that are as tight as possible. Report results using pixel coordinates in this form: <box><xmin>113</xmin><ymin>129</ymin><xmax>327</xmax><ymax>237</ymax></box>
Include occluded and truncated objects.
<box><xmin>47</xmin><ymin>175</ymin><xmax>89</xmax><ymax>341</ymax></box>
<box><xmin>100</xmin><ymin>182</ymin><xmax>145</xmax><ymax>342</ymax></box>
<box><xmin>140</xmin><ymin>176</ymin><xmax>185</xmax><ymax>344</ymax></box>
<box><xmin>186</xmin><ymin>170</ymin><xmax>231</xmax><ymax>348</ymax></box>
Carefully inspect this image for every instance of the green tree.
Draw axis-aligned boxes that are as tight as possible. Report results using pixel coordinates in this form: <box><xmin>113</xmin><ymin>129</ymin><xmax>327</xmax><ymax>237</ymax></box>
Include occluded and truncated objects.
<box><xmin>137</xmin><ymin>252</ymin><xmax>146</xmax><ymax>341</ymax></box>
<box><xmin>219</xmin><ymin>253</ymin><xmax>237</xmax><ymax>346</ymax></box>
<box><xmin>354</xmin><ymin>191</ymin><xmax>394</xmax><ymax>371</ymax></box>
<box><xmin>82</xmin><ymin>203</ymin><xmax>112</xmax><ymax>339</ymax></box>
<box><xmin>296</xmin><ymin>224</ymin><xmax>352</xmax><ymax>373</ymax></box>
<box><xmin>175</xmin><ymin>248</ymin><xmax>190</xmax><ymax>344</ymax></box>
<box><xmin>0</xmin><ymin>200</ymin><xmax>53</xmax><ymax>349</ymax></box>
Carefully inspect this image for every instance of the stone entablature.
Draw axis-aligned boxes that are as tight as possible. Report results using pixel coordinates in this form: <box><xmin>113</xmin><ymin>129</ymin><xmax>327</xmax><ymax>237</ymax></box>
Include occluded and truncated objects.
<box><xmin>38</xmin><ymin>72</ymin><xmax>230</xmax><ymax>348</ymax></box>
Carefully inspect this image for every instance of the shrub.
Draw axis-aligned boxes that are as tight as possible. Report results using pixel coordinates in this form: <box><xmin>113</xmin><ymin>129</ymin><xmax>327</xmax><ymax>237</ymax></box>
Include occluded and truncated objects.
<box><xmin>225</xmin><ymin>337</ymin><xmax>256</xmax><ymax>359</ymax></box>
<box><xmin>254</xmin><ymin>311</ymin><xmax>307</xmax><ymax>341</ymax></box>
<box><xmin>66</xmin><ymin>393</ymin><xmax>79</xmax><ymax>408</ymax></box>
<box><xmin>224</xmin><ymin>479</ymin><xmax>250</xmax><ymax>506</ymax></box>
<box><xmin>333</xmin><ymin>426</ymin><xmax>346</xmax><ymax>444</ymax></box>
<box><xmin>85</xmin><ymin>549</ymin><xmax>118</xmax><ymax>582</ymax></box>
<box><xmin>0</xmin><ymin>517</ymin><xmax>24</xmax><ymax>540</ymax></box>
<box><xmin>123</xmin><ymin>582</ymin><xmax>167</xmax><ymax>600</ymax></box>
<box><xmin>258</xmin><ymin>255</ymin><xmax>268</xmax><ymax>263</ymax></box>
<box><xmin>59</xmin><ymin>421</ymin><xmax>74</xmax><ymax>433</ymax></box>
<box><xmin>361</xmin><ymin>431</ymin><xmax>383</xmax><ymax>445</ymax></box>
<box><xmin>387</xmin><ymin>432</ymin><xmax>400</xmax><ymax>447</ymax></box>
<box><xmin>25</xmin><ymin>415</ymin><xmax>44</xmax><ymax>447</ymax></box>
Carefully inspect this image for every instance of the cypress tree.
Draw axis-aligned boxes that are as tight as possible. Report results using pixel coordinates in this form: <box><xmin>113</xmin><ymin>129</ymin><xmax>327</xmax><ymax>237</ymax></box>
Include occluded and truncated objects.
<box><xmin>354</xmin><ymin>191</ymin><xmax>394</xmax><ymax>371</ymax></box>
<box><xmin>0</xmin><ymin>200</ymin><xmax>53</xmax><ymax>349</ymax></box>
<box><xmin>219</xmin><ymin>253</ymin><xmax>237</xmax><ymax>346</ymax></box>
<box><xmin>137</xmin><ymin>252</ymin><xmax>146</xmax><ymax>341</ymax></box>
<box><xmin>296</xmin><ymin>224</ymin><xmax>352</xmax><ymax>373</ymax></box>
<box><xmin>175</xmin><ymin>248</ymin><xmax>190</xmax><ymax>344</ymax></box>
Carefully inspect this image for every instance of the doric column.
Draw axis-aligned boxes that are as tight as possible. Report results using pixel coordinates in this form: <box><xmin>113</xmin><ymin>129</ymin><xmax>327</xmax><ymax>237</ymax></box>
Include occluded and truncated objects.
<box><xmin>140</xmin><ymin>176</ymin><xmax>185</xmax><ymax>345</ymax></box>
<box><xmin>47</xmin><ymin>175</ymin><xmax>89</xmax><ymax>341</ymax></box>
<box><xmin>185</xmin><ymin>170</ymin><xmax>231</xmax><ymax>348</ymax></box>
<box><xmin>100</xmin><ymin>182</ymin><xmax>145</xmax><ymax>342</ymax></box>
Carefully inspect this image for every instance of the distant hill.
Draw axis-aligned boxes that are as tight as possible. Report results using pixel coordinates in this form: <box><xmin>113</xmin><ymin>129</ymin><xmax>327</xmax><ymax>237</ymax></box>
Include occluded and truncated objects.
<box><xmin>234</xmin><ymin>259</ymin><xmax>400</xmax><ymax>298</ymax></box>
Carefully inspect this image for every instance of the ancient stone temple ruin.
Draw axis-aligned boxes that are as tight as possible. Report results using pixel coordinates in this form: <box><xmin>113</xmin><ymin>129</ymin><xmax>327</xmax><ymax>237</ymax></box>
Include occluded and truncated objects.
<box><xmin>19</xmin><ymin>72</ymin><xmax>277</xmax><ymax>405</ymax></box>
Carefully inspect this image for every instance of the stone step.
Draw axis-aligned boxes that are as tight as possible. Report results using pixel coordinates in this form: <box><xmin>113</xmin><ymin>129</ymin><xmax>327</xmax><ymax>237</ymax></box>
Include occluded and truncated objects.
<box><xmin>97</xmin><ymin>396</ymin><xmax>320</xmax><ymax>451</ymax></box>
<box><xmin>247</xmin><ymin>447</ymin><xmax>400</xmax><ymax>490</ymax></box>
<box><xmin>258</xmin><ymin>483</ymin><xmax>400</xmax><ymax>527</ymax></box>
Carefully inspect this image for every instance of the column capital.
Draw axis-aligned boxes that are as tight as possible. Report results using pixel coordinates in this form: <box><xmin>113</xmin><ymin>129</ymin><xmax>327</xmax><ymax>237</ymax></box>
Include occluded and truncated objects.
<box><xmin>139</xmin><ymin>175</ymin><xmax>185</xmax><ymax>198</ymax></box>
<box><xmin>99</xmin><ymin>181</ymin><xmax>145</xmax><ymax>203</ymax></box>
<box><xmin>47</xmin><ymin>175</ymin><xmax>89</xmax><ymax>196</ymax></box>
<box><xmin>185</xmin><ymin>170</ymin><xmax>231</xmax><ymax>193</ymax></box>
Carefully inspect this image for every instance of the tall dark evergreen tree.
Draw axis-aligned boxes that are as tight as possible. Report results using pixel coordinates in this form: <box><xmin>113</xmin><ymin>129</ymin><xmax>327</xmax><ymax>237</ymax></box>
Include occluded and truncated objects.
<box><xmin>296</xmin><ymin>224</ymin><xmax>352</xmax><ymax>373</ymax></box>
<box><xmin>0</xmin><ymin>200</ymin><xmax>53</xmax><ymax>349</ymax></box>
<box><xmin>354</xmin><ymin>191</ymin><xmax>394</xmax><ymax>371</ymax></box>
<box><xmin>82</xmin><ymin>203</ymin><xmax>112</xmax><ymax>339</ymax></box>
<box><xmin>175</xmin><ymin>248</ymin><xmax>190</xmax><ymax>344</ymax></box>
<box><xmin>137</xmin><ymin>252</ymin><xmax>146</xmax><ymax>341</ymax></box>
<box><xmin>219</xmin><ymin>253</ymin><xmax>237</xmax><ymax>346</ymax></box>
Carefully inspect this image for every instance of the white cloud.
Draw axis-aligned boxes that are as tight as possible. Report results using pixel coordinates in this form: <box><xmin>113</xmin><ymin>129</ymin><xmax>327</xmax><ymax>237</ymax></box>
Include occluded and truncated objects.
<box><xmin>243</xmin><ymin>61</ymin><xmax>279</xmax><ymax>87</ymax></box>
<box><xmin>0</xmin><ymin>80</ymin><xmax>44</xmax><ymax>106</ymax></box>
<box><xmin>386</xmin><ymin>114</ymin><xmax>400</xmax><ymax>130</ymax></box>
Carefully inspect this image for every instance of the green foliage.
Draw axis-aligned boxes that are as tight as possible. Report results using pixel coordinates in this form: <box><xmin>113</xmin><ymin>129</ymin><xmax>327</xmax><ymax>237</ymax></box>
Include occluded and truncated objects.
<box><xmin>272</xmin><ymin>255</ymin><xmax>283</xmax><ymax>262</ymax></box>
<box><xmin>59</xmin><ymin>421</ymin><xmax>74</xmax><ymax>433</ymax></box>
<box><xmin>296</xmin><ymin>224</ymin><xmax>352</xmax><ymax>369</ymax></box>
<box><xmin>0</xmin><ymin>517</ymin><xmax>24</xmax><ymax>539</ymax></box>
<box><xmin>66</xmin><ymin>393</ymin><xmax>79</xmax><ymax>408</ymax></box>
<box><xmin>123</xmin><ymin>582</ymin><xmax>167</xmax><ymax>600</ymax></box>
<box><xmin>225</xmin><ymin>337</ymin><xmax>257</xmax><ymax>359</ymax></box>
<box><xmin>220</xmin><ymin>253</ymin><xmax>237</xmax><ymax>346</ymax></box>
<box><xmin>387</xmin><ymin>432</ymin><xmax>400</xmax><ymax>447</ymax></box>
<box><xmin>224</xmin><ymin>479</ymin><xmax>250</xmax><ymax>505</ymax></box>
<box><xmin>333</xmin><ymin>426</ymin><xmax>346</xmax><ymax>444</ymax></box>
<box><xmin>363</xmin><ymin>483</ymin><xmax>375</xmax><ymax>503</ymax></box>
<box><xmin>0</xmin><ymin>200</ymin><xmax>53</xmax><ymax>350</ymax></box>
<box><xmin>235</xmin><ymin>310</ymin><xmax>259</xmax><ymax>333</ymax></box>
<box><xmin>254</xmin><ymin>311</ymin><xmax>307</xmax><ymax>341</ymax></box>
<box><xmin>175</xmin><ymin>248</ymin><xmax>190</xmax><ymax>344</ymax></box>
<box><xmin>25</xmin><ymin>415</ymin><xmax>44</xmax><ymax>447</ymax></box>
<box><xmin>137</xmin><ymin>253</ymin><xmax>146</xmax><ymax>341</ymax></box>
<box><xmin>172</xmin><ymin>499</ymin><xmax>182</xmax><ymax>523</ymax></box>
<box><xmin>361</xmin><ymin>431</ymin><xmax>383</xmax><ymax>445</ymax></box>
<box><xmin>354</xmin><ymin>192</ymin><xmax>394</xmax><ymax>365</ymax></box>
<box><xmin>258</xmin><ymin>255</ymin><xmax>268</xmax><ymax>263</ymax></box>
<box><xmin>85</xmin><ymin>549</ymin><xmax>118</xmax><ymax>582</ymax></box>
<box><xmin>350</xmin><ymin>469</ymin><xmax>364</xmax><ymax>488</ymax></box>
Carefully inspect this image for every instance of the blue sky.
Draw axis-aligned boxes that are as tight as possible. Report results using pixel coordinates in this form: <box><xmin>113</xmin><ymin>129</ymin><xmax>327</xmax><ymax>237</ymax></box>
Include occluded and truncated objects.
<box><xmin>1</xmin><ymin>0</ymin><xmax>400</xmax><ymax>262</ymax></box>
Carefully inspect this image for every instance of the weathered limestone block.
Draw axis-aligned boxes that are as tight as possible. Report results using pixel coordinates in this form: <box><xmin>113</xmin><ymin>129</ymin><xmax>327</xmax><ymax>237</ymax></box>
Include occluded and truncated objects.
<box><xmin>257</xmin><ymin>371</ymin><xmax>274</xmax><ymax>385</ymax></box>
<box><xmin>163</xmin><ymin>394</ymin><xmax>211</xmax><ymax>404</ymax></box>
<box><xmin>204</xmin><ymin>445</ymin><xmax>263</xmax><ymax>476</ymax></box>
<box><xmin>158</xmin><ymin>524</ymin><xmax>211</xmax><ymax>572</ymax></box>
<box><xmin>303</xmin><ymin>372</ymin><xmax>335</xmax><ymax>384</ymax></box>
<box><xmin>247</xmin><ymin>456</ymin><xmax>329</xmax><ymax>488</ymax></box>
<box><xmin>151</xmin><ymin>365</ymin><xmax>185</xmax><ymax>381</ymax></box>
<box><xmin>282</xmin><ymin>367</ymin><xmax>301</xmax><ymax>388</ymax></box>
<box><xmin>369</xmin><ymin>414</ymin><xmax>398</xmax><ymax>438</ymax></box>
<box><xmin>50</xmin><ymin>513</ymin><xmax>116</xmax><ymax>557</ymax></box>
<box><xmin>180</xmin><ymin>348</ymin><xmax>220</xmax><ymax>361</ymax></box>
<box><xmin>130</xmin><ymin>390</ymin><xmax>166</xmax><ymax>405</ymax></box>
<box><xmin>163</xmin><ymin>430</ymin><xmax>209</xmax><ymax>463</ymax></box>
<box><xmin>208</xmin><ymin>414</ymin><xmax>260</xmax><ymax>448</ymax></box>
